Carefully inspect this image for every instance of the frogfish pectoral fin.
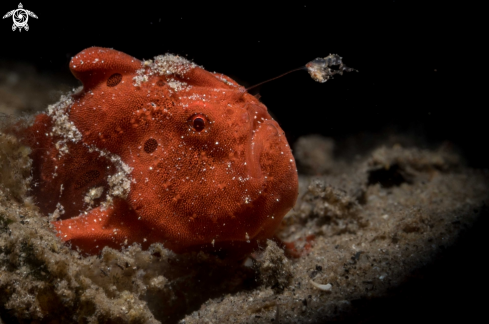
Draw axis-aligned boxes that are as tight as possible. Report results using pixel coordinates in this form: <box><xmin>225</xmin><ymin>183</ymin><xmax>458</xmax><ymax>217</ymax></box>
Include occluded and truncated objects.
<box><xmin>53</xmin><ymin>199</ymin><xmax>150</xmax><ymax>254</ymax></box>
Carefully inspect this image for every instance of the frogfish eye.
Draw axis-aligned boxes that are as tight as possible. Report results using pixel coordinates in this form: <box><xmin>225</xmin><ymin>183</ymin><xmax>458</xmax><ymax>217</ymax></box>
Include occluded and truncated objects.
<box><xmin>188</xmin><ymin>113</ymin><xmax>208</xmax><ymax>132</ymax></box>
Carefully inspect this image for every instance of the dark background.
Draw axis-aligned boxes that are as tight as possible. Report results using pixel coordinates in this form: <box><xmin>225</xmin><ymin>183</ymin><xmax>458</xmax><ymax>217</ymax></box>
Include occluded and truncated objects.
<box><xmin>0</xmin><ymin>1</ymin><xmax>485</xmax><ymax>323</ymax></box>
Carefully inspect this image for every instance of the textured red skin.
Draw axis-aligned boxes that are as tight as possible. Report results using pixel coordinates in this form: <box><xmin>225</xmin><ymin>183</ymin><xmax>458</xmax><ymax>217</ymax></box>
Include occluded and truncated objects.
<box><xmin>19</xmin><ymin>47</ymin><xmax>298</xmax><ymax>257</ymax></box>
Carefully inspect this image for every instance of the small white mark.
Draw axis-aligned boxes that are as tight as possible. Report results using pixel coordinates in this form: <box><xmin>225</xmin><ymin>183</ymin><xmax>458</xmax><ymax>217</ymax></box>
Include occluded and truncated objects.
<box><xmin>310</xmin><ymin>280</ymin><xmax>332</xmax><ymax>291</ymax></box>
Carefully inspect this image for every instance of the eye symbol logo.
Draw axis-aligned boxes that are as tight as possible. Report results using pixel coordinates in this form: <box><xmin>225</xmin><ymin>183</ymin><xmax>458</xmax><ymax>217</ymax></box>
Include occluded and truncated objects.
<box><xmin>2</xmin><ymin>3</ymin><xmax>38</xmax><ymax>32</ymax></box>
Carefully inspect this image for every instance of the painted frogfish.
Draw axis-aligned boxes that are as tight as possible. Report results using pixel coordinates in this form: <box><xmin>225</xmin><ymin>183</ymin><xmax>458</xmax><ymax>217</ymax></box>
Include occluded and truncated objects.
<box><xmin>15</xmin><ymin>47</ymin><xmax>298</xmax><ymax>257</ymax></box>
<box><xmin>14</xmin><ymin>47</ymin><xmax>355</xmax><ymax>257</ymax></box>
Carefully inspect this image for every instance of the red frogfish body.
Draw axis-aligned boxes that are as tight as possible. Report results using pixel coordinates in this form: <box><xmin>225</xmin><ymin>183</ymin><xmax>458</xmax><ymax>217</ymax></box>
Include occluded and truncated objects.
<box><xmin>16</xmin><ymin>47</ymin><xmax>298</xmax><ymax>257</ymax></box>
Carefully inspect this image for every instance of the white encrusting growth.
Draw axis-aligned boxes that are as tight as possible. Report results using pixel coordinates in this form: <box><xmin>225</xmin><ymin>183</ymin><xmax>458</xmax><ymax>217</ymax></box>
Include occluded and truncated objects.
<box><xmin>50</xmin><ymin>202</ymin><xmax>65</xmax><ymax>221</ymax></box>
<box><xmin>213</xmin><ymin>74</ymin><xmax>239</xmax><ymax>88</ymax></box>
<box><xmin>46</xmin><ymin>95</ymin><xmax>81</xmax><ymax>156</ymax></box>
<box><xmin>86</xmin><ymin>147</ymin><xmax>133</xmax><ymax>209</ymax></box>
<box><xmin>167</xmin><ymin>80</ymin><xmax>188</xmax><ymax>92</ymax></box>
<box><xmin>133</xmin><ymin>54</ymin><xmax>198</xmax><ymax>91</ymax></box>
<box><xmin>84</xmin><ymin>186</ymin><xmax>104</xmax><ymax>206</ymax></box>
<box><xmin>152</xmin><ymin>54</ymin><xmax>197</xmax><ymax>76</ymax></box>
<box><xmin>46</xmin><ymin>94</ymin><xmax>133</xmax><ymax>210</ymax></box>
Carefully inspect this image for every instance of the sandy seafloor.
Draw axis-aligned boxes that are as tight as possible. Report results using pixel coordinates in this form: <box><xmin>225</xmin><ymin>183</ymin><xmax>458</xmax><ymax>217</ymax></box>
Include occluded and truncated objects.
<box><xmin>0</xmin><ymin>61</ymin><xmax>488</xmax><ymax>324</ymax></box>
